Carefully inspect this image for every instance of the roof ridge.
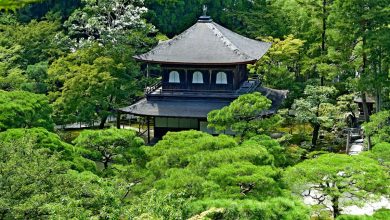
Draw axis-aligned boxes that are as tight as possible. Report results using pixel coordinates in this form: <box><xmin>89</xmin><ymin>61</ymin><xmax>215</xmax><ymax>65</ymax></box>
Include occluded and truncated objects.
<box><xmin>207</xmin><ymin>22</ymin><xmax>252</xmax><ymax>60</ymax></box>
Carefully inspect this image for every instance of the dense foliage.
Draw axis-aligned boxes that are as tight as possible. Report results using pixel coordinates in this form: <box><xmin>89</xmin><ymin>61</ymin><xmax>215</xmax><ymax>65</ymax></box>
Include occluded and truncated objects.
<box><xmin>0</xmin><ymin>0</ymin><xmax>389</xmax><ymax>219</ymax></box>
<box><xmin>0</xmin><ymin>136</ymin><xmax>122</xmax><ymax>219</ymax></box>
<box><xmin>0</xmin><ymin>90</ymin><xmax>53</xmax><ymax>131</ymax></box>
<box><xmin>208</xmin><ymin>92</ymin><xmax>282</xmax><ymax>139</ymax></box>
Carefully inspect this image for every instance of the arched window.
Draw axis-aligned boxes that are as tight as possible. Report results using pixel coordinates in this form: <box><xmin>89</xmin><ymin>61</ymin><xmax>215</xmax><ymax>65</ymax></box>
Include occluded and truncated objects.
<box><xmin>192</xmin><ymin>71</ymin><xmax>204</xmax><ymax>84</ymax></box>
<box><xmin>216</xmin><ymin>72</ymin><xmax>228</xmax><ymax>84</ymax></box>
<box><xmin>169</xmin><ymin>71</ymin><xmax>180</xmax><ymax>83</ymax></box>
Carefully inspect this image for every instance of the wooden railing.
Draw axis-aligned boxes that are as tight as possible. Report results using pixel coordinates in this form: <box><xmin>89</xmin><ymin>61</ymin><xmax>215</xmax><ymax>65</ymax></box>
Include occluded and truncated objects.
<box><xmin>153</xmin><ymin>88</ymin><xmax>237</xmax><ymax>96</ymax></box>
<box><xmin>144</xmin><ymin>77</ymin><xmax>262</xmax><ymax>96</ymax></box>
<box><xmin>145</xmin><ymin>81</ymin><xmax>162</xmax><ymax>95</ymax></box>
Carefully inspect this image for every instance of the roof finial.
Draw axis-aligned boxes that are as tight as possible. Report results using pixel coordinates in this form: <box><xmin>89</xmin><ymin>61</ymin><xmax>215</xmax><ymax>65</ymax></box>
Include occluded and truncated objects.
<box><xmin>198</xmin><ymin>5</ymin><xmax>212</xmax><ymax>22</ymax></box>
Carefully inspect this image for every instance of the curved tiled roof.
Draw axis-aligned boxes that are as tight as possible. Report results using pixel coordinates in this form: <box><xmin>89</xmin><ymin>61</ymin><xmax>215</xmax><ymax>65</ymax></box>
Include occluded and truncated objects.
<box><xmin>134</xmin><ymin>20</ymin><xmax>271</xmax><ymax>65</ymax></box>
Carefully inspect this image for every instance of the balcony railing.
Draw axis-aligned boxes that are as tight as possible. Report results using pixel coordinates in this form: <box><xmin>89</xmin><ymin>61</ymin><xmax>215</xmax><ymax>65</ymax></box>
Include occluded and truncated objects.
<box><xmin>145</xmin><ymin>77</ymin><xmax>261</xmax><ymax>97</ymax></box>
<box><xmin>145</xmin><ymin>81</ymin><xmax>162</xmax><ymax>95</ymax></box>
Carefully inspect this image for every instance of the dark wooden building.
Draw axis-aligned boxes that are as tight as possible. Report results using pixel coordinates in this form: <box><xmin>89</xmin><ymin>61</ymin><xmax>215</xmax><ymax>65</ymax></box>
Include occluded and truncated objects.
<box><xmin>119</xmin><ymin>15</ymin><xmax>287</xmax><ymax>142</ymax></box>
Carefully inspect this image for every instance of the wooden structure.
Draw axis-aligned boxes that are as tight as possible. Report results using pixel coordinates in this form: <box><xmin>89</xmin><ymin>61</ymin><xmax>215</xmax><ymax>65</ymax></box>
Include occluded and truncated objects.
<box><xmin>118</xmin><ymin>14</ymin><xmax>286</xmax><ymax>142</ymax></box>
<box><xmin>354</xmin><ymin>96</ymin><xmax>376</xmax><ymax>122</ymax></box>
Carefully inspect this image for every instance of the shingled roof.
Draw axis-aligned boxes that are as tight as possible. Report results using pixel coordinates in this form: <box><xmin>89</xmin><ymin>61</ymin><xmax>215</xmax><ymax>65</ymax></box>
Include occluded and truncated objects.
<box><xmin>134</xmin><ymin>18</ymin><xmax>271</xmax><ymax>65</ymax></box>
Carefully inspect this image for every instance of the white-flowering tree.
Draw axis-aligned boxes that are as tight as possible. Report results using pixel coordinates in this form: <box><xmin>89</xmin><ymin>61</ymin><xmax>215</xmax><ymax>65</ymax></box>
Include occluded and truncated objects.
<box><xmin>50</xmin><ymin>0</ymin><xmax>157</xmax><ymax>128</ymax></box>
<box><xmin>65</xmin><ymin>0</ymin><xmax>155</xmax><ymax>46</ymax></box>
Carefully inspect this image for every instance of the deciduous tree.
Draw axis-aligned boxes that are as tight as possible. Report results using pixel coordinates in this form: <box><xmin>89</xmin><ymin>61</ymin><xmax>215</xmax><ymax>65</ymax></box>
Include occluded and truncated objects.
<box><xmin>0</xmin><ymin>90</ymin><xmax>54</xmax><ymax>131</ymax></box>
<box><xmin>329</xmin><ymin>0</ymin><xmax>390</xmax><ymax>121</ymax></box>
<box><xmin>249</xmin><ymin>35</ymin><xmax>305</xmax><ymax>89</ymax></box>
<box><xmin>65</xmin><ymin>0</ymin><xmax>155</xmax><ymax>46</ymax></box>
<box><xmin>363</xmin><ymin>111</ymin><xmax>390</xmax><ymax>145</ymax></box>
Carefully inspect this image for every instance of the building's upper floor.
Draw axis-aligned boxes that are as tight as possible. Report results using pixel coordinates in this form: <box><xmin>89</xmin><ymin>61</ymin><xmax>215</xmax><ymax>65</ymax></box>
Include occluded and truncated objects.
<box><xmin>134</xmin><ymin>14</ymin><xmax>271</xmax><ymax>99</ymax></box>
<box><xmin>144</xmin><ymin>63</ymin><xmax>262</xmax><ymax>101</ymax></box>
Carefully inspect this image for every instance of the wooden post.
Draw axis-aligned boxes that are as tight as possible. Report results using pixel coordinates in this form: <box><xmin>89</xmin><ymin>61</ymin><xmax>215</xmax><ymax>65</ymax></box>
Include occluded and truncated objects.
<box><xmin>116</xmin><ymin>111</ymin><xmax>121</xmax><ymax>129</ymax></box>
<box><xmin>185</xmin><ymin>69</ymin><xmax>188</xmax><ymax>89</ymax></box>
<box><xmin>209</xmin><ymin>70</ymin><xmax>212</xmax><ymax>89</ymax></box>
<box><xmin>146</xmin><ymin>64</ymin><xmax>150</xmax><ymax>78</ymax></box>
<box><xmin>147</xmin><ymin>116</ymin><xmax>151</xmax><ymax>143</ymax></box>
<box><xmin>138</xmin><ymin>118</ymin><xmax>141</xmax><ymax>133</ymax></box>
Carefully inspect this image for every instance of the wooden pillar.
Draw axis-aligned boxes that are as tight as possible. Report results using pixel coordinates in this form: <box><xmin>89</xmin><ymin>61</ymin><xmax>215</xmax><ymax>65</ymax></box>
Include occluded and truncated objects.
<box><xmin>233</xmin><ymin>65</ymin><xmax>239</xmax><ymax>89</ymax></box>
<box><xmin>209</xmin><ymin>70</ymin><xmax>212</xmax><ymax>89</ymax></box>
<box><xmin>147</xmin><ymin>116</ymin><xmax>151</xmax><ymax>143</ymax></box>
<box><xmin>185</xmin><ymin>69</ymin><xmax>188</xmax><ymax>89</ymax></box>
<box><xmin>146</xmin><ymin>64</ymin><xmax>150</xmax><ymax>78</ymax></box>
<box><xmin>116</xmin><ymin>111</ymin><xmax>121</xmax><ymax>129</ymax></box>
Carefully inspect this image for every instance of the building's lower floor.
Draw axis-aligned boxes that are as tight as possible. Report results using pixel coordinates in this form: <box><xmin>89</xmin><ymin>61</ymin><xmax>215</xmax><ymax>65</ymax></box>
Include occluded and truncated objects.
<box><xmin>118</xmin><ymin>87</ymin><xmax>288</xmax><ymax>143</ymax></box>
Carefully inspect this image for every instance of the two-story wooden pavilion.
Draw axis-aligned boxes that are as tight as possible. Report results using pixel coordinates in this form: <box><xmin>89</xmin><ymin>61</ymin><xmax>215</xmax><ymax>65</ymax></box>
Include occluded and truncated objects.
<box><xmin>119</xmin><ymin>14</ymin><xmax>287</xmax><ymax>142</ymax></box>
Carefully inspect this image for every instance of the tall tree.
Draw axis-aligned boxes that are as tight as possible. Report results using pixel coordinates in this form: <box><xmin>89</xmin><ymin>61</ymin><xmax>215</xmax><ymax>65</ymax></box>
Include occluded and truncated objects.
<box><xmin>49</xmin><ymin>0</ymin><xmax>156</xmax><ymax>127</ymax></box>
<box><xmin>249</xmin><ymin>35</ymin><xmax>305</xmax><ymax>89</ymax></box>
<box><xmin>329</xmin><ymin>0</ymin><xmax>390</xmax><ymax>121</ymax></box>
<box><xmin>0</xmin><ymin>17</ymin><xmax>67</xmax><ymax>67</ymax></box>
<box><xmin>65</xmin><ymin>0</ymin><xmax>155</xmax><ymax>47</ymax></box>
<box><xmin>48</xmin><ymin>43</ymin><xmax>149</xmax><ymax>127</ymax></box>
<box><xmin>277</xmin><ymin>0</ymin><xmax>336</xmax><ymax>84</ymax></box>
<box><xmin>0</xmin><ymin>15</ymin><xmax>68</xmax><ymax>92</ymax></box>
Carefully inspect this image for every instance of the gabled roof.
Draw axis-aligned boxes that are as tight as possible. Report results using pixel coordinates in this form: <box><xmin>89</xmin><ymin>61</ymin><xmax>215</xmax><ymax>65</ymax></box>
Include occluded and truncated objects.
<box><xmin>134</xmin><ymin>20</ymin><xmax>271</xmax><ymax>65</ymax></box>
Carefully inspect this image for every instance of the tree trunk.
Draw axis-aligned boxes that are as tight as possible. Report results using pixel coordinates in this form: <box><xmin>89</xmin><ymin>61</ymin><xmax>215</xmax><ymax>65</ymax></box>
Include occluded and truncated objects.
<box><xmin>376</xmin><ymin>48</ymin><xmax>383</xmax><ymax>112</ymax></box>
<box><xmin>376</xmin><ymin>89</ymin><xmax>381</xmax><ymax>113</ymax></box>
<box><xmin>312</xmin><ymin>123</ymin><xmax>320</xmax><ymax>148</ymax></box>
<box><xmin>361</xmin><ymin>35</ymin><xmax>372</xmax><ymax>150</ymax></box>
<box><xmin>361</xmin><ymin>33</ymin><xmax>370</xmax><ymax>123</ymax></box>
<box><xmin>103</xmin><ymin>160</ymin><xmax>109</xmax><ymax>169</ymax></box>
<box><xmin>361</xmin><ymin>93</ymin><xmax>370</xmax><ymax>122</ymax></box>
<box><xmin>102</xmin><ymin>153</ymin><xmax>110</xmax><ymax>169</ymax></box>
<box><xmin>332</xmin><ymin>196</ymin><xmax>341</xmax><ymax>219</ymax></box>
<box><xmin>320</xmin><ymin>0</ymin><xmax>327</xmax><ymax>86</ymax></box>
<box><xmin>116</xmin><ymin>111</ymin><xmax>121</xmax><ymax>129</ymax></box>
<box><xmin>99</xmin><ymin>115</ymin><xmax>108</xmax><ymax>129</ymax></box>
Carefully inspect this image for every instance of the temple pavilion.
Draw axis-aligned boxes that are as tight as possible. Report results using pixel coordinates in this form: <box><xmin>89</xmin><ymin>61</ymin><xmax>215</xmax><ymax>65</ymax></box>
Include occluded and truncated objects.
<box><xmin>119</xmin><ymin>14</ymin><xmax>287</xmax><ymax>142</ymax></box>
